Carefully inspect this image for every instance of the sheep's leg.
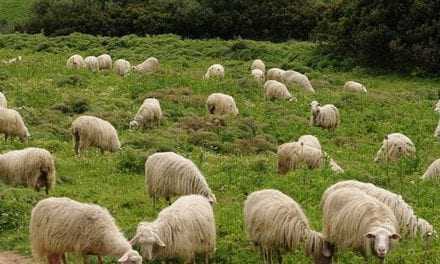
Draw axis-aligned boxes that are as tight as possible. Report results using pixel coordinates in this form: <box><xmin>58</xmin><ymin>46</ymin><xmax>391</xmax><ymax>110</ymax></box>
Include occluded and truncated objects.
<box><xmin>100</xmin><ymin>148</ymin><xmax>105</xmax><ymax>155</ymax></box>
<box><xmin>166</xmin><ymin>197</ymin><xmax>171</xmax><ymax>205</ymax></box>
<box><xmin>4</xmin><ymin>134</ymin><xmax>7</xmax><ymax>142</ymax></box>
<box><xmin>62</xmin><ymin>253</ymin><xmax>67</xmax><ymax>264</ymax></box>
<box><xmin>276</xmin><ymin>250</ymin><xmax>282</xmax><ymax>264</ymax></box>
<box><xmin>48</xmin><ymin>254</ymin><xmax>62</xmax><ymax>264</ymax></box>
<box><xmin>97</xmin><ymin>255</ymin><xmax>103</xmax><ymax>264</ymax></box>
<box><xmin>204</xmin><ymin>253</ymin><xmax>210</xmax><ymax>264</ymax></box>
<box><xmin>82</xmin><ymin>254</ymin><xmax>89</xmax><ymax>264</ymax></box>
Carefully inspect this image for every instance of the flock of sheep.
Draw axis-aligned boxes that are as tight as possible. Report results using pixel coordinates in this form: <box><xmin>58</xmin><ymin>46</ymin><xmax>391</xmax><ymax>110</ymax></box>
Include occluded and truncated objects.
<box><xmin>0</xmin><ymin>53</ymin><xmax>438</xmax><ymax>264</ymax></box>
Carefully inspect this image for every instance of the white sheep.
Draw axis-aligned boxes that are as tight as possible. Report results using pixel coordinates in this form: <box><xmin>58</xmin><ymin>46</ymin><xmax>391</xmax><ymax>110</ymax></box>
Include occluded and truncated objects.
<box><xmin>204</xmin><ymin>64</ymin><xmax>224</xmax><ymax>79</ymax></box>
<box><xmin>266</xmin><ymin>68</ymin><xmax>285</xmax><ymax>82</ymax></box>
<box><xmin>322</xmin><ymin>187</ymin><xmax>400</xmax><ymax>261</ymax></box>
<box><xmin>0</xmin><ymin>147</ymin><xmax>55</xmax><ymax>194</ymax></box>
<box><xmin>0</xmin><ymin>91</ymin><xmax>7</xmax><ymax>108</ymax></box>
<box><xmin>66</xmin><ymin>54</ymin><xmax>86</xmax><ymax>69</ymax></box>
<box><xmin>282</xmin><ymin>70</ymin><xmax>315</xmax><ymax>93</ymax></box>
<box><xmin>130</xmin><ymin>98</ymin><xmax>162</xmax><ymax>129</ymax></box>
<box><xmin>277</xmin><ymin>142</ymin><xmax>324</xmax><ymax>174</ymax></box>
<box><xmin>0</xmin><ymin>108</ymin><xmax>30</xmax><ymax>142</ymax></box>
<box><xmin>206</xmin><ymin>93</ymin><xmax>239</xmax><ymax>116</ymax></box>
<box><xmin>435</xmin><ymin>120</ymin><xmax>440</xmax><ymax>139</ymax></box>
<box><xmin>84</xmin><ymin>56</ymin><xmax>99</xmax><ymax>72</ymax></box>
<box><xmin>310</xmin><ymin>101</ymin><xmax>340</xmax><ymax>130</ymax></box>
<box><xmin>422</xmin><ymin>158</ymin><xmax>440</xmax><ymax>181</ymax></box>
<box><xmin>244</xmin><ymin>189</ymin><xmax>333</xmax><ymax>264</ymax></box>
<box><xmin>344</xmin><ymin>81</ymin><xmax>367</xmax><ymax>93</ymax></box>
<box><xmin>131</xmin><ymin>195</ymin><xmax>216</xmax><ymax>263</ymax></box>
<box><xmin>133</xmin><ymin>57</ymin><xmax>160</xmax><ymax>74</ymax></box>
<box><xmin>434</xmin><ymin>100</ymin><xmax>440</xmax><ymax>113</ymax></box>
<box><xmin>264</xmin><ymin>80</ymin><xmax>296</xmax><ymax>101</ymax></box>
<box><xmin>30</xmin><ymin>197</ymin><xmax>142</xmax><ymax>264</ymax></box>
<box><xmin>145</xmin><ymin>152</ymin><xmax>216</xmax><ymax>205</ymax></box>
<box><xmin>251</xmin><ymin>69</ymin><xmax>265</xmax><ymax>83</ymax></box>
<box><xmin>2</xmin><ymin>56</ymin><xmax>22</xmax><ymax>64</ymax></box>
<box><xmin>297</xmin><ymin>135</ymin><xmax>321</xmax><ymax>150</ymax></box>
<box><xmin>71</xmin><ymin>115</ymin><xmax>121</xmax><ymax>155</ymax></box>
<box><xmin>374</xmin><ymin>133</ymin><xmax>416</xmax><ymax>162</ymax></box>
<box><xmin>321</xmin><ymin>180</ymin><xmax>435</xmax><ymax>239</ymax></box>
<box><xmin>114</xmin><ymin>59</ymin><xmax>131</xmax><ymax>76</ymax></box>
<box><xmin>98</xmin><ymin>54</ymin><xmax>112</xmax><ymax>70</ymax></box>
<box><xmin>251</xmin><ymin>59</ymin><xmax>265</xmax><ymax>73</ymax></box>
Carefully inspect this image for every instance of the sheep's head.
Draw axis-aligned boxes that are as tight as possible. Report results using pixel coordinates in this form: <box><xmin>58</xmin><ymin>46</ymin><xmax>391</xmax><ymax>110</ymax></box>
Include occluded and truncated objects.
<box><xmin>207</xmin><ymin>193</ymin><xmax>217</xmax><ymax>205</ymax></box>
<box><xmin>365</xmin><ymin>228</ymin><xmax>400</xmax><ymax>259</ymax></box>
<box><xmin>118</xmin><ymin>249</ymin><xmax>142</xmax><ymax>264</ymax></box>
<box><xmin>20</xmin><ymin>128</ymin><xmax>30</xmax><ymax>143</ymax></box>
<box><xmin>129</xmin><ymin>120</ymin><xmax>139</xmax><ymax>130</ymax></box>
<box><xmin>130</xmin><ymin>223</ymin><xmax>165</xmax><ymax>261</ymax></box>
<box><xmin>418</xmin><ymin>218</ymin><xmax>436</xmax><ymax>240</ymax></box>
<box><xmin>35</xmin><ymin>168</ymin><xmax>51</xmax><ymax>194</ymax></box>
<box><xmin>312</xmin><ymin>241</ymin><xmax>334</xmax><ymax>264</ymax></box>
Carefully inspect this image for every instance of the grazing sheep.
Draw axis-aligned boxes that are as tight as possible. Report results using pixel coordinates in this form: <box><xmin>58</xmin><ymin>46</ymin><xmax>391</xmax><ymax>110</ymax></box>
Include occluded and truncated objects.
<box><xmin>422</xmin><ymin>159</ymin><xmax>440</xmax><ymax>181</ymax></box>
<box><xmin>297</xmin><ymin>135</ymin><xmax>321</xmax><ymax>150</ymax></box>
<box><xmin>266</xmin><ymin>68</ymin><xmax>285</xmax><ymax>82</ymax></box>
<box><xmin>251</xmin><ymin>59</ymin><xmax>265</xmax><ymax>73</ymax></box>
<box><xmin>435</xmin><ymin>120</ymin><xmax>440</xmax><ymax>139</ymax></box>
<box><xmin>114</xmin><ymin>59</ymin><xmax>131</xmax><ymax>76</ymax></box>
<box><xmin>133</xmin><ymin>57</ymin><xmax>160</xmax><ymax>74</ymax></box>
<box><xmin>434</xmin><ymin>100</ymin><xmax>440</xmax><ymax>113</ymax></box>
<box><xmin>71</xmin><ymin>115</ymin><xmax>121</xmax><ymax>155</ymax></box>
<box><xmin>84</xmin><ymin>56</ymin><xmax>99</xmax><ymax>72</ymax></box>
<box><xmin>322</xmin><ymin>188</ymin><xmax>400</xmax><ymax>261</ymax></box>
<box><xmin>0</xmin><ymin>92</ymin><xmax>7</xmax><ymax>108</ymax></box>
<box><xmin>374</xmin><ymin>133</ymin><xmax>416</xmax><ymax>162</ymax></box>
<box><xmin>30</xmin><ymin>197</ymin><xmax>142</xmax><ymax>264</ymax></box>
<box><xmin>129</xmin><ymin>98</ymin><xmax>162</xmax><ymax>129</ymax></box>
<box><xmin>145</xmin><ymin>152</ymin><xmax>216</xmax><ymax>205</ymax></box>
<box><xmin>0</xmin><ymin>108</ymin><xmax>30</xmax><ymax>142</ymax></box>
<box><xmin>310</xmin><ymin>101</ymin><xmax>340</xmax><ymax>130</ymax></box>
<box><xmin>327</xmin><ymin>157</ymin><xmax>344</xmax><ymax>174</ymax></box>
<box><xmin>277</xmin><ymin>142</ymin><xmax>324</xmax><ymax>174</ymax></box>
<box><xmin>251</xmin><ymin>69</ymin><xmax>265</xmax><ymax>83</ymax></box>
<box><xmin>206</xmin><ymin>93</ymin><xmax>239</xmax><ymax>116</ymax></box>
<box><xmin>0</xmin><ymin>148</ymin><xmax>55</xmax><ymax>194</ymax></box>
<box><xmin>66</xmin><ymin>54</ymin><xmax>86</xmax><ymax>69</ymax></box>
<box><xmin>204</xmin><ymin>64</ymin><xmax>224</xmax><ymax>79</ymax></box>
<box><xmin>264</xmin><ymin>80</ymin><xmax>296</xmax><ymax>101</ymax></box>
<box><xmin>321</xmin><ymin>180</ymin><xmax>435</xmax><ymax>239</ymax></box>
<box><xmin>244</xmin><ymin>189</ymin><xmax>333</xmax><ymax>264</ymax></box>
<box><xmin>131</xmin><ymin>195</ymin><xmax>216</xmax><ymax>263</ymax></box>
<box><xmin>98</xmin><ymin>54</ymin><xmax>112</xmax><ymax>70</ymax></box>
<box><xmin>282</xmin><ymin>70</ymin><xmax>315</xmax><ymax>93</ymax></box>
<box><xmin>344</xmin><ymin>81</ymin><xmax>367</xmax><ymax>93</ymax></box>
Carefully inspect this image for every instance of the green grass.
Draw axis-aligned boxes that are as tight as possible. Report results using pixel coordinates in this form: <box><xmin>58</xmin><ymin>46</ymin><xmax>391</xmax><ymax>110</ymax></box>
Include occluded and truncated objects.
<box><xmin>0</xmin><ymin>0</ymin><xmax>33</xmax><ymax>23</ymax></box>
<box><xmin>0</xmin><ymin>33</ymin><xmax>440</xmax><ymax>263</ymax></box>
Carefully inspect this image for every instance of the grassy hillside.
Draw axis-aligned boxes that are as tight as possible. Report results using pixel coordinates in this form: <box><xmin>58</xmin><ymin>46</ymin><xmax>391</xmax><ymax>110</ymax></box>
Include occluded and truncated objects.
<box><xmin>0</xmin><ymin>0</ymin><xmax>33</xmax><ymax>23</ymax></box>
<box><xmin>0</xmin><ymin>33</ymin><xmax>439</xmax><ymax>263</ymax></box>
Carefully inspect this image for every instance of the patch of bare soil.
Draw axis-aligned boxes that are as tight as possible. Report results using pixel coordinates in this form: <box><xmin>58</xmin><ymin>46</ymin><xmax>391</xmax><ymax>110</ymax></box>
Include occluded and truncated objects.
<box><xmin>0</xmin><ymin>251</ymin><xmax>32</xmax><ymax>264</ymax></box>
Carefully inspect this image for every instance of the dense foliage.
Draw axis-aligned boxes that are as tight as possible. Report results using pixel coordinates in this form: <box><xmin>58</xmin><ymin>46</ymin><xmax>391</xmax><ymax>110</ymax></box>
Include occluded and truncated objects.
<box><xmin>22</xmin><ymin>0</ymin><xmax>323</xmax><ymax>41</ymax></box>
<box><xmin>316</xmin><ymin>0</ymin><xmax>440</xmax><ymax>74</ymax></box>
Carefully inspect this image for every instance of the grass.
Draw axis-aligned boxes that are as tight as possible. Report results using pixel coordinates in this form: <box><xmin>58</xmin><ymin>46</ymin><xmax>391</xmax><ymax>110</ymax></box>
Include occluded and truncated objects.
<box><xmin>0</xmin><ymin>0</ymin><xmax>33</xmax><ymax>23</ymax></box>
<box><xmin>0</xmin><ymin>33</ymin><xmax>439</xmax><ymax>263</ymax></box>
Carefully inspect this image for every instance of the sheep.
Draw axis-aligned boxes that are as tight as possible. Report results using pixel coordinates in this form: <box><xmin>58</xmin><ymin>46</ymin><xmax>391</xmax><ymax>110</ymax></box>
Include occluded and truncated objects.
<box><xmin>114</xmin><ymin>59</ymin><xmax>131</xmax><ymax>76</ymax></box>
<box><xmin>322</xmin><ymin>187</ymin><xmax>400</xmax><ymax>261</ymax></box>
<box><xmin>2</xmin><ymin>56</ymin><xmax>22</xmax><ymax>64</ymax></box>
<box><xmin>206</xmin><ymin>93</ymin><xmax>239</xmax><ymax>116</ymax></box>
<box><xmin>204</xmin><ymin>64</ymin><xmax>224</xmax><ymax>79</ymax></box>
<box><xmin>251</xmin><ymin>59</ymin><xmax>265</xmax><ymax>73</ymax></box>
<box><xmin>84</xmin><ymin>56</ymin><xmax>99</xmax><ymax>72</ymax></box>
<box><xmin>0</xmin><ymin>91</ymin><xmax>7</xmax><ymax>108</ymax></box>
<box><xmin>129</xmin><ymin>98</ymin><xmax>162</xmax><ymax>129</ymax></box>
<box><xmin>244</xmin><ymin>189</ymin><xmax>334</xmax><ymax>264</ymax></box>
<box><xmin>145</xmin><ymin>152</ymin><xmax>216</xmax><ymax>206</ymax></box>
<box><xmin>281</xmin><ymin>70</ymin><xmax>315</xmax><ymax>93</ymax></box>
<box><xmin>71</xmin><ymin>115</ymin><xmax>121</xmax><ymax>156</ymax></box>
<box><xmin>133</xmin><ymin>57</ymin><xmax>160</xmax><ymax>74</ymax></box>
<box><xmin>310</xmin><ymin>101</ymin><xmax>340</xmax><ymax>130</ymax></box>
<box><xmin>98</xmin><ymin>54</ymin><xmax>112</xmax><ymax>70</ymax></box>
<box><xmin>374</xmin><ymin>133</ymin><xmax>416</xmax><ymax>162</ymax></box>
<box><xmin>434</xmin><ymin>100</ymin><xmax>440</xmax><ymax>113</ymax></box>
<box><xmin>277</xmin><ymin>142</ymin><xmax>324</xmax><ymax>174</ymax></box>
<box><xmin>435</xmin><ymin>120</ymin><xmax>440</xmax><ymax>139</ymax></box>
<box><xmin>297</xmin><ymin>135</ymin><xmax>321</xmax><ymax>150</ymax></box>
<box><xmin>266</xmin><ymin>68</ymin><xmax>285</xmax><ymax>82</ymax></box>
<box><xmin>321</xmin><ymin>180</ymin><xmax>435</xmax><ymax>239</ymax></box>
<box><xmin>66</xmin><ymin>54</ymin><xmax>86</xmax><ymax>69</ymax></box>
<box><xmin>422</xmin><ymin>158</ymin><xmax>440</xmax><ymax>181</ymax></box>
<box><xmin>30</xmin><ymin>197</ymin><xmax>142</xmax><ymax>264</ymax></box>
<box><xmin>264</xmin><ymin>80</ymin><xmax>296</xmax><ymax>101</ymax></box>
<box><xmin>343</xmin><ymin>81</ymin><xmax>367</xmax><ymax>93</ymax></box>
<box><xmin>0</xmin><ymin>108</ymin><xmax>30</xmax><ymax>142</ymax></box>
<box><xmin>251</xmin><ymin>69</ymin><xmax>265</xmax><ymax>83</ymax></box>
<box><xmin>131</xmin><ymin>195</ymin><xmax>216</xmax><ymax>263</ymax></box>
<box><xmin>327</xmin><ymin>157</ymin><xmax>344</xmax><ymax>174</ymax></box>
<box><xmin>0</xmin><ymin>147</ymin><xmax>55</xmax><ymax>194</ymax></box>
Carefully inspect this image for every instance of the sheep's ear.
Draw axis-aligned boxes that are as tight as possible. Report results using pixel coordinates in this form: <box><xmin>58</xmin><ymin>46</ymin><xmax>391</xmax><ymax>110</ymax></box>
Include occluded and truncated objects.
<box><xmin>390</xmin><ymin>234</ymin><xmax>401</xmax><ymax>240</ymax></box>
<box><xmin>153</xmin><ymin>232</ymin><xmax>166</xmax><ymax>247</ymax></box>
<box><xmin>118</xmin><ymin>255</ymin><xmax>129</xmax><ymax>262</ymax></box>
<box><xmin>129</xmin><ymin>233</ymin><xmax>140</xmax><ymax>245</ymax></box>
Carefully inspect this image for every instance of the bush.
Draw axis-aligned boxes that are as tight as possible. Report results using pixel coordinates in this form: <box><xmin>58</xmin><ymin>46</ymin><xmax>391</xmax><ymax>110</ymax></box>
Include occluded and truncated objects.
<box><xmin>23</xmin><ymin>0</ymin><xmax>323</xmax><ymax>41</ymax></box>
<box><xmin>316</xmin><ymin>0</ymin><xmax>440</xmax><ymax>74</ymax></box>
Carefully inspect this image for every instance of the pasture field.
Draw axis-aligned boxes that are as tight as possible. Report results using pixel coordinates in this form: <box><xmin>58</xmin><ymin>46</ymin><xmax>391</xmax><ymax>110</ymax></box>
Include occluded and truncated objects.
<box><xmin>0</xmin><ymin>33</ymin><xmax>440</xmax><ymax>263</ymax></box>
<box><xmin>0</xmin><ymin>0</ymin><xmax>33</xmax><ymax>23</ymax></box>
